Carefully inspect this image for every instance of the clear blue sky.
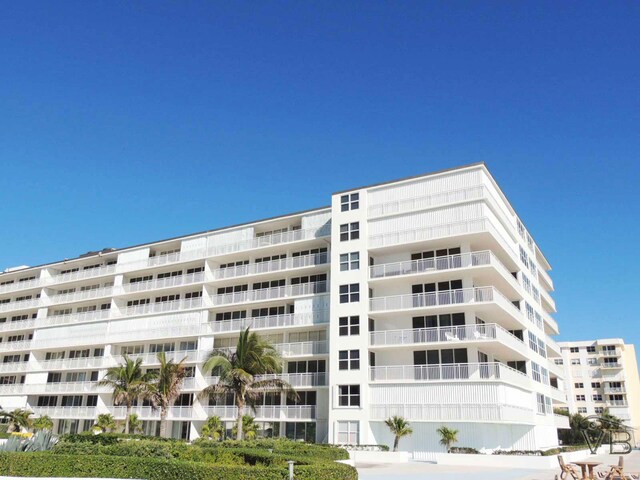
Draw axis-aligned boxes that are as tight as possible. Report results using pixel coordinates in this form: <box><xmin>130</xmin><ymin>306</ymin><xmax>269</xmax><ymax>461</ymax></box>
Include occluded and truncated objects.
<box><xmin>1</xmin><ymin>2</ymin><xmax>639</xmax><ymax>351</ymax></box>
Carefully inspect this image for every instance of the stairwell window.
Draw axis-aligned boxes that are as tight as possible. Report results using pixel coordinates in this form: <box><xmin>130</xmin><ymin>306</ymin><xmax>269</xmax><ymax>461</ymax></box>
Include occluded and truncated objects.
<box><xmin>339</xmin><ymin>284</ymin><xmax>360</xmax><ymax>303</ymax></box>
<box><xmin>338</xmin><ymin>385</ymin><xmax>360</xmax><ymax>407</ymax></box>
<box><xmin>340</xmin><ymin>222</ymin><xmax>359</xmax><ymax>241</ymax></box>
<box><xmin>339</xmin><ymin>316</ymin><xmax>360</xmax><ymax>336</ymax></box>
<box><xmin>340</xmin><ymin>193</ymin><xmax>359</xmax><ymax>211</ymax></box>
<box><xmin>340</xmin><ymin>252</ymin><xmax>360</xmax><ymax>271</ymax></box>
<box><xmin>338</xmin><ymin>350</ymin><xmax>360</xmax><ymax>370</ymax></box>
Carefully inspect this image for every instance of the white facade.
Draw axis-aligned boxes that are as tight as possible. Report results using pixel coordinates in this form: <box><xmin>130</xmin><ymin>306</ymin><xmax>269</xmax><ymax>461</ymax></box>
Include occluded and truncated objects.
<box><xmin>0</xmin><ymin>162</ymin><xmax>566</xmax><ymax>452</ymax></box>
<box><xmin>556</xmin><ymin>339</ymin><xmax>640</xmax><ymax>439</ymax></box>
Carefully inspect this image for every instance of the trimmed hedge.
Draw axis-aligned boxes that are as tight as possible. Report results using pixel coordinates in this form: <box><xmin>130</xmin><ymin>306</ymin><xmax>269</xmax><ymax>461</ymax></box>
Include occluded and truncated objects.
<box><xmin>60</xmin><ymin>432</ymin><xmax>179</xmax><ymax>445</ymax></box>
<box><xmin>0</xmin><ymin>453</ymin><xmax>358</xmax><ymax>480</ymax></box>
<box><xmin>194</xmin><ymin>438</ymin><xmax>350</xmax><ymax>461</ymax></box>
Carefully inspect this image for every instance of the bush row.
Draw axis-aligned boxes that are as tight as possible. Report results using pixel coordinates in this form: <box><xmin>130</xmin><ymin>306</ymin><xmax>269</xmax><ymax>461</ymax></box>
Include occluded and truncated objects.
<box><xmin>60</xmin><ymin>432</ymin><xmax>179</xmax><ymax>444</ymax></box>
<box><xmin>0</xmin><ymin>452</ymin><xmax>358</xmax><ymax>480</ymax></box>
<box><xmin>194</xmin><ymin>438</ymin><xmax>350</xmax><ymax>461</ymax></box>
<box><xmin>449</xmin><ymin>445</ymin><xmax>589</xmax><ymax>456</ymax></box>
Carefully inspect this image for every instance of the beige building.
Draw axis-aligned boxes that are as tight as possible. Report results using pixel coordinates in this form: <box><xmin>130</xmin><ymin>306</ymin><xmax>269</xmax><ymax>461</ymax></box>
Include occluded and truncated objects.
<box><xmin>556</xmin><ymin>339</ymin><xmax>640</xmax><ymax>442</ymax></box>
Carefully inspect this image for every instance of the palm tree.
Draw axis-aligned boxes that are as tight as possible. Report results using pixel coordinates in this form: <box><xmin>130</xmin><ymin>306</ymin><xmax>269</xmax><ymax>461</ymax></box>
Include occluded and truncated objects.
<box><xmin>199</xmin><ymin>327</ymin><xmax>297</xmax><ymax>440</ymax></box>
<box><xmin>201</xmin><ymin>415</ymin><xmax>224</xmax><ymax>441</ymax></box>
<box><xmin>148</xmin><ymin>352</ymin><xmax>188</xmax><ymax>438</ymax></box>
<box><xmin>127</xmin><ymin>413</ymin><xmax>142</xmax><ymax>434</ymax></box>
<box><xmin>436</xmin><ymin>425</ymin><xmax>459</xmax><ymax>453</ymax></box>
<box><xmin>33</xmin><ymin>415</ymin><xmax>54</xmax><ymax>432</ymax></box>
<box><xmin>231</xmin><ymin>415</ymin><xmax>258</xmax><ymax>440</ymax></box>
<box><xmin>384</xmin><ymin>416</ymin><xmax>413</xmax><ymax>452</ymax></box>
<box><xmin>98</xmin><ymin>355</ymin><xmax>155</xmax><ymax>434</ymax></box>
<box><xmin>92</xmin><ymin>413</ymin><xmax>118</xmax><ymax>433</ymax></box>
<box><xmin>0</xmin><ymin>409</ymin><xmax>34</xmax><ymax>433</ymax></box>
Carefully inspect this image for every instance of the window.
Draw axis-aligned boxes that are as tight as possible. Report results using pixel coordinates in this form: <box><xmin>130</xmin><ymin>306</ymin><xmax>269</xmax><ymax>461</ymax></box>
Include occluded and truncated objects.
<box><xmin>537</xmin><ymin>393</ymin><xmax>546</xmax><ymax>414</ymax></box>
<box><xmin>157</xmin><ymin>270</ymin><xmax>182</xmax><ymax>279</ymax></box>
<box><xmin>339</xmin><ymin>350</ymin><xmax>360</xmax><ymax>370</ymax></box>
<box><xmin>554</xmin><ymin>359</ymin><xmax>564</xmax><ymax>365</ymax></box>
<box><xmin>532</xmin><ymin>362</ymin><xmax>541</xmax><ymax>382</ymax></box>
<box><xmin>336</xmin><ymin>421</ymin><xmax>359</xmax><ymax>444</ymax></box>
<box><xmin>574</xmin><ymin>383</ymin><xmax>584</xmax><ymax>389</ymax></box>
<box><xmin>595</xmin><ymin>407</ymin><xmax>604</xmax><ymax>414</ymax></box>
<box><xmin>339</xmin><ymin>316</ymin><xmax>360</xmax><ymax>336</ymax></box>
<box><xmin>339</xmin><ymin>284</ymin><xmax>360</xmax><ymax>303</ymax></box>
<box><xmin>591</xmin><ymin>382</ymin><xmax>601</xmax><ymax>389</ymax></box>
<box><xmin>571</xmin><ymin>359</ymin><xmax>581</xmax><ymax>365</ymax></box>
<box><xmin>593</xmin><ymin>394</ymin><xmax>603</xmax><ymax>401</ymax></box>
<box><xmin>528</xmin><ymin>332</ymin><xmax>539</xmax><ymax>354</ymax></box>
<box><xmin>338</xmin><ymin>385</ymin><xmax>360</xmax><ymax>407</ymax></box>
<box><xmin>340</xmin><ymin>193</ymin><xmax>360</xmax><ymax>211</ymax></box>
<box><xmin>339</xmin><ymin>222</ymin><xmax>360</xmax><ymax>241</ymax></box>
<box><xmin>578</xmin><ymin>407</ymin><xmax>587</xmax><ymax>414</ymax></box>
<box><xmin>586</xmin><ymin>346</ymin><xmax>596</xmax><ymax>354</ymax></box>
<box><xmin>570</xmin><ymin>347</ymin><xmax>579</xmax><ymax>353</ymax></box>
<box><xmin>576</xmin><ymin>395</ymin><xmax>586</xmax><ymax>401</ymax></box>
<box><xmin>587</xmin><ymin>358</ymin><xmax>598</xmax><ymax>366</ymax></box>
<box><xmin>340</xmin><ymin>252</ymin><xmax>360</xmax><ymax>271</ymax></box>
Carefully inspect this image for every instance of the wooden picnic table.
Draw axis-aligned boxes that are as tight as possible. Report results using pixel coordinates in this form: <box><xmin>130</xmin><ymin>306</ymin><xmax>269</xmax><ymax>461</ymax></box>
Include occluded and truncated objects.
<box><xmin>572</xmin><ymin>460</ymin><xmax>602</xmax><ymax>480</ymax></box>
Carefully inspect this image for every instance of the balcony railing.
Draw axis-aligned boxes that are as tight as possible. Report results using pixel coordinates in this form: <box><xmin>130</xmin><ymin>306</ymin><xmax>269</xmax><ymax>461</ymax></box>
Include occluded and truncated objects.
<box><xmin>122</xmin><ymin>250</ymin><xmax>206</xmax><ymax>271</ymax></box>
<box><xmin>38</xmin><ymin>356</ymin><xmax>112</xmax><ymax>371</ymax></box>
<box><xmin>211</xmin><ymin>311</ymin><xmax>329</xmax><ymax>333</ymax></box>
<box><xmin>40</xmin><ymin>309</ymin><xmax>112</xmax><ymax>328</ymax></box>
<box><xmin>0</xmin><ymin>318</ymin><xmax>38</xmax><ymax>332</ymax></box>
<box><xmin>601</xmin><ymin>350</ymin><xmax>619</xmax><ymax>357</ymax></box>
<box><xmin>211</xmin><ymin>281</ymin><xmax>328</xmax><ymax>306</ymax></box>
<box><xmin>0</xmin><ymin>278</ymin><xmax>45</xmax><ymax>295</ymax></box>
<box><xmin>0</xmin><ymin>298</ymin><xmax>40</xmax><ymax>313</ymax></box>
<box><xmin>369</xmin><ymin>403</ymin><xmax>535</xmax><ymax>423</ymax></box>
<box><xmin>604</xmin><ymin>387</ymin><xmax>626</xmax><ymax>394</ymax></box>
<box><xmin>216</xmin><ymin>341</ymin><xmax>328</xmax><ymax>358</ymax></box>
<box><xmin>601</xmin><ymin>362</ymin><xmax>622</xmax><ymax>369</ymax></box>
<box><xmin>369</xmin><ymin>250</ymin><xmax>515</xmax><ymax>285</ymax></box>
<box><xmin>369</xmin><ymin>362</ymin><xmax>531</xmax><ymax>390</ymax></box>
<box><xmin>0</xmin><ymin>340</ymin><xmax>33</xmax><ymax>352</ymax></box>
<box><xmin>369</xmin><ymin>323</ymin><xmax>524</xmax><ymax>350</ymax></box>
<box><xmin>0</xmin><ymin>381</ymin><xmax>108</xmax><ymax>395</ymax></box>
<box><xmin>124</xmin><ymin>297</ymin><xmax>203</xmax><ymax>316</ymax></box>
<box><xmin>32</xmin><ymin>406</ymin><xmax>97</xmax><ymax>419</ymax></box>
<box><xmin>53</xmin><ymin>264</ymin><xmax>117</xmax><ymax>284</ymax></box>
<box><xmin>108</xmin><ymin>406</ymin><xmax>194</xmax><ymax>419</ymax></box>
<box><xmin>125</xmin><ymin>349</ymin><xmax>204</xmax><ymax>365</ymax></box>
<box><xmin>207</xmin><ymin>226</ymin><xmax>331</xmax><ymax>257</ymax></box>
<box><xmin>369</xmin><ymin>287</ymin><xmax>521</xmax><ymax>319</ymax></box>
<box><xmin>606</xmin><ymin>400</ymin><xmax>628</xmax><ymax>407</ymax></box>
<box><xmin>368</xmin><ymin>185</ymin><xmax>486</xmax><ymax>218</ymax></box>
<box><xmin>0</xmin><ymin>362</ymin><xmax>30</xmax><ymax>373</ymax></box>
<box><xmin>122</xmin><ymin>272</ymin><xmax>205</xmax><ymax>293</ymax></box>
<box><xmin>213</xmin><ymin>252</ymin><xmax>329</xmax><ymax>280</ymax></box>
<box><xmin>203</xmin><ymin>405</ymin><xmax>315</xmax><ymax>420</ymax></box>
<box><xmin>49</xmin><ymin>286</ymin><xmax>114</xmax><ymax>305</ymax></box>
<box><xmin>254</xmin><ymin>373</ymin><xmax>327</xmax><ymax>387</ymax></box>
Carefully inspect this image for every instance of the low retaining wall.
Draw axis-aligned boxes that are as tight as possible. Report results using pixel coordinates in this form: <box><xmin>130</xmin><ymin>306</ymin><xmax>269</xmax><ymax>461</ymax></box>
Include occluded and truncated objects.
<box><xmin>435</xmin><ymin>449</ymin><xmax>595</xmax><ymax>470</ymax></box>
<box><xmin>345</xmin><ymin>450</ymin><xmax>411</xmax><ymax>464</ymax></box>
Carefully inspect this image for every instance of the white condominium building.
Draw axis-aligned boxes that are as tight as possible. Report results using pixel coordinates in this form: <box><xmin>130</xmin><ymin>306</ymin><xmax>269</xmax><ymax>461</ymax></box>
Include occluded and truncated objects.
<box><xmin>556</xmin><ymin>339</ymin><xmax>640</xmax><ymax>440</ymax></box>
<box><xmin>0</xmin><ymin>162</ymin><xmax>566</xmax><ymax>454</ymax></box>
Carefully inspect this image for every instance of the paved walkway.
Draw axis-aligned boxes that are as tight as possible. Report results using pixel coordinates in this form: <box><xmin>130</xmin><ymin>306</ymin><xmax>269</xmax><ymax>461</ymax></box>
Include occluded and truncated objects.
<box><xmin>357</xmin><ymin>449</ymin><xmax>640</xmax><ymax>480</ymax></box>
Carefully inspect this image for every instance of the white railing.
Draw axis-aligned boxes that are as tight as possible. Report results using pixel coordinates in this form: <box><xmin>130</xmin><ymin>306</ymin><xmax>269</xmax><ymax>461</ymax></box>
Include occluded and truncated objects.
<box><xmin>0</xmin><ymin>298</ymin><xmax>40</xmax><ymax>313</ymax></box>
<box><xmin>53</xmin><ymin>265</ymin><xmax>117</xmax><ymax>284</ymax></box>
<box><xmin>108</xmin><ymin>323</ymin><xmax>212</xmax><ymax>344</ymax></box>
<box><xmin>207</xmin><ymin>226</ymin><xmax>331</xmax><ymax>257</ymax></box>
<box><xmin>606</xmin><ymin>400</ymin><xmax>628</xmax><ymax>407</ymax></box>
<box><xmin>121</xmin><ymin>250</ymin><xmax>206</xmax><ymax>271</ymax></box>
<box><xmin>122</xmin><ymin>272</ymin><xmax>205</xmax><ymax>293</ymax></box>
<box><xmin>0</xmin><ymin>318</ymin><xmax>38</xmax><ymax>332</ymax></box>
<box><xmin>49</xmin><ymin>286</ymin><xmax>114</xmax><ymax>305</ymax></box>
<box><xmin>601</xmin><ymin>362</ymin><xmax>622</xmax><ymax>369</ymax></box>
<box><xmin>601</xmin><ymin>350</ymin><xmax>619</xmax><ymax>357</ymax></box>
<box><xmin>124</xmin><ymin>297</ymin><xmax>203</xmax><ymax>316</ymax></box>
<box><xmin>370</xmin><ymin>362</ymin><xmax>531</xmax><ymax>390</ymax></box>
<box><xmin>369</xmin><ymin>250</ymin><xmax>514</xmax><ymax>282</ymax></box>
<box><xmin>38</xmin><ymin>356</ymin><xmax>112</xmax><ymax>371</ymax></box>
<box><xmin>203</xmin><ymin>405</ymin><xmax>315</xmax><ymax>420</ymax></box>
<box><xmin>0</xmin><ymin>383</ymin><xmax>27</xmax><ymax>394</ymax></box>
<box><xmin>124</xmin><ymin>349</ymin><xmax>205</xmax><ymax>365</ymax></box>
<box><xmin>213</xmin><ymin>253</ymin><xmax>329</xmax><ymax>280</ymax></box>
<box><xmin>368</xmin><ymin>185</ymin><xmax>486</xmax><ymax>218</ymax></box>
<box><xmin>216</xmin><ymin>341</ymin><xmax>328</xmax><ymax>358</ymax></box>
<box><xmin>537</xmin><ymin>267</ymin><xmax>554</xmax><ymax>291</ymax></box>
<box><xmin>604</xmin><ymin>387</ymin><xmax>626</xmax><ymax>394</ymax></box>
<box><xmin>211</xmin><ymin>311</ymin><xmax>329</xmax><ymax>333</ymax></box>
<box><xmin>369</xmin><ymin>287</ymin><xmax>521</xmax><ymax>319</ymax></box>
<box><xmin>108</xmin><ymin>406</ymin><xmax>195</xmax><ymax>419</ymax></box>
<box><xmin>0</xmin><ymin>362</ymin><xmax>30</xmax><ymax>373</ymax></box>
<box><xmin>181</xmin><ymin>377</ymin><xmax>200</xmax><ymax>390</ymax></box>
<box><xmin>0</xmin><ymin>340</ymin><xmax>33</xmax><ymax>352</ymax></box>
<box><xmin>32</xmin><ymin>406</ymin><xmax>97</xmax><ymax>418</ymax></box>
<box><xmin>369</xmin><ymin>403</ymin><xmax>535</xmax><ymax>423</ymax></box>
<box><xmin>0</xmin><ymin>278</ymin><xmax>45</xmax><ymax>295</ymax></box>
<box><xmin>40</xmin><ymin>309</ymin><xmax>112</xmax><ymax>328</ymax></box>
<box><xmin>254</xmin><ymin>372</ymin><xmax>327</xmax><ymax>387</ymax></box>
<box><xmin>369</xmin><ymin>323</ymin><xmax>524</xmax><ymax>349</ymax></box>
<box><xmin>42</xmin><ymin>381</ymin><xmax>108</xmax><ymax>393</ymax></box>
<box><xmin>211</xmin><ymin>281</ymin><xmax>328</xmax><ymax>306</ymax></box>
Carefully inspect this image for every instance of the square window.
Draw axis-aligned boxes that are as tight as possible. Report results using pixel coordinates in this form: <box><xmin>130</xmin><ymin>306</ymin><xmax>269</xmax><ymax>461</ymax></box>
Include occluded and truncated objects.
<box><xmin>340</xmin><ymin>193</ymin><xmax>360</xmax><ymax>212</ymax></box>
<box><xmin>339</xmin><ymin>316</ymin><xmax>360</xmax><ymax>336</ymax></box>
<box><xmin>339</xmin><ymin>284</ymin><xmax>360</xmax><ymax>303</ymax></box>
<box><xmin>339</xmin><ymin>222</ymin><xmax>360</xmax><ymax>242</ymax></box>
<box><xmin>340</xmin><ymin>252</ymin><xmax>360</xmax><ymax>271</ymax></box>
<box><xmin>336</xmin><ymin>420</ymin><xmax>359</xmax><ymax>444</ymax></box>
<box><xmin>338</xmin><ymin>350</ymin><xmax>360</xmax><ymax>370</ymax></box>
<box><xmin>338</xmin><ymin>385</ymin><xmax>360</xmax><ymax>407</ymax></box>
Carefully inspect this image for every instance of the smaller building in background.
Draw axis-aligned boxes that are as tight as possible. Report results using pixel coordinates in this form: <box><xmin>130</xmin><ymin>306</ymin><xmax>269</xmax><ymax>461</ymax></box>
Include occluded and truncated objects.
<box><xmin>556</xmin><ymin>339</ymin><xmax>640</xmax><ymax>441</ymax></box>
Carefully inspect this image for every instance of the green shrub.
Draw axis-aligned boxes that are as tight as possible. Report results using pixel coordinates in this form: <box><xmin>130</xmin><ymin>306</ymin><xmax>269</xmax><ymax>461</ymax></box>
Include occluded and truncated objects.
<box><xmin>59</xmin><ymin>432</ymin><xmax>179</xmax><ymax>445</ymax></box>
<box><xmin>449</xmin><ymin>446</ymin><xmax>480</xmax><ymax>454</ymax></box>
<box><xmin>194</xmin><ymin>437</ymin><xmax>350</xmax><ymax>461</ymax></box>
<box><xmin>0</xmin><ymin>452</ymin><xmax>358</xmax><ymax>480</ymax></box>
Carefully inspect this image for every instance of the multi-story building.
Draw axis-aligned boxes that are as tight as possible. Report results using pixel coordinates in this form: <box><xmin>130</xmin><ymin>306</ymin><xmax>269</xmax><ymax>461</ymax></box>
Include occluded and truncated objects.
<box><xmin>556</xmin><ymin>339</ymin><xmax>640</xmax><ymax>441</ymax></box>
<box><xmin>0</xmin><ymin>162</ymin><xmax>567</xmax><ymax>454</ymax></box>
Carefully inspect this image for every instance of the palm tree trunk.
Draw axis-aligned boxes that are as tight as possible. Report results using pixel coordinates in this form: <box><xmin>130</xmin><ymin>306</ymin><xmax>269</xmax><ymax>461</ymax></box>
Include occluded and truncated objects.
<box><xmin>236</xmin><ymin>401</ymin><xmax>244</xmax><ymax>441</ymax></box>
<box><xmin>394</xmin><ymin>436</ymin><xmax>399</xmax><ymax>452</ymax></box>
<box><xmin>160</xmin><ymin>406</ymin><xmax>167</xmax><ymax>438</ymax></box>
<box><xmin>125</xmin><ymin>405</ymin><xmax>132</xmax><ymax>434</ymax></box>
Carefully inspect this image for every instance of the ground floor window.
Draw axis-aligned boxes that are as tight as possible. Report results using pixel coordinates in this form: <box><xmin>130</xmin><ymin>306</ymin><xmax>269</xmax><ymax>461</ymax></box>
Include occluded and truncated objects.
<box><xmin>336</xmin><ymin>421</ymin><xmax>359</xmax><ymax>444</ymax></box>
<box><xmin>57</xmin><ymin>419</ymin><xmax>92</xmax><ymax>435</ymax></box>
<box><xmin>285</xmin><ymin>422</ymin><xmax>315</xmax><ymax>442</ymax></box>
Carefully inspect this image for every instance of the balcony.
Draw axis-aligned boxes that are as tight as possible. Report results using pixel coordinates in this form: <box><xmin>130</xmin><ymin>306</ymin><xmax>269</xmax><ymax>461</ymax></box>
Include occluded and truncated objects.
<box><xmin>213</xmin><ymin>253</ymin><xmax>329</xmax><ymax>280</ymax></box>
<box><xmin>604</xmin><ymin>387</ymin><xmax>626</xmax><ymax>394</ymax></box>
<box><xmin>108</xmin><ymin>322</ymin><xmax>213</xmax><ymax>345</ymax></box>
<box><xmin>0</xmin><ymin>298</ymin><xmax>40</xmax><ymax>313</ymax></box>
<box><xmin>32</xmin><ymin>406</ymin><xmax>97</xmax><ymax>419</ymax></box>
<box><xmin>108</xmin><ymin>406</ymin><xmax>195</xmax><ymax>420</ymax></box>
<box><xmin>121</xmin><ymin>250</ymin><xmax>206</xmax><ymax>272</ymax></box>
<box><xmin>126</xmin><ymin>349</ymin><xmax>206</xmax><ymax>365</ymax></box>
<box><xmin>211</xmin><ymin>281</ymin><xmax>328</xmax><ymax>307</ymax></box>
<box><xmin>121</xmin><ymin>272</ymin><xmax>205</xmax><ymax>294</ymax></box>
<box><xmin>37</xmin><ymin>355</ymin><xmax>113</xmax><ymax>371</ymax></box>
<box><xmin>369</xmin><ymin>403</ymin><xmax>538</xmax><ymax>424</ymax></box>
<box><xmin>369</xmin><ymin>362</ymin><xmax>531</xmax><ymax>391</ymax></box>
<box><xmin>606</xmin><ymin>399</ymin><xmax>628</xmax><ymax>407</ymax></box>
<box><xmin>123</xmin><ymin>297</ymin><xmax>203</xmax><ymax>317</ymax></box>
<box><xmin>53</xmin><ymin>264</ymin><xmax>117</xmax><ymax>284</ymax></box>
<box><xmin>49</xmin><ymin>286</ymin><xmax>114</xmax><ymax>305</ymax></box>
<box><xmin>39</xmin><ymin>309</ymin><xmax>112</xmax><ymax>328</ymax></box>
<box><xmin>0</xmin><ymin>340</ymin><xmax>33</xmax><ymax>352</ymax></box>
<box><xmin>369</xmin><ymin>323</ymin><xmax>526</xmax><ymax>356</ymax></box>
<box><xmin>216</xmin><ymin>341</ymin><xmax>328</xmax><ymax>358</ymax></box>
<box><xmin>0</xmin><ymin>362</ymin><xmax>30</xmax><ymax>373</ymax></box>
<box><xmin>601</xmin><ymin>350</ymin><xmax>619</xmax><ymax>357</ymax></box>
<box><xmin>0</xmin><ymin>318</ymin><xmax>38</xmax><ymax>333</ymax></box>
<box><xmin>601</xmin><ymin>362</ymin><xmax>622</xmax><ymax>369</ymax></box>
<box><xmin>0</xmin><ymin>278</ymin><xmax>45</xmax><ymax>295</ymax></box>
<box><xmin>203</xmin><ymin>405</ymin><xmax>315</xmax><ymax>421</ymax></box>
<box><xmin>0</xmin><ymin>381</ymin><xmax>108</xmax><ymax>395</ymax></box>
<box><xmin>211</xmin><ymin>311</ymin><xmax>329</xmax><ymax>334</ymax></box>
<box><xmin>207</xmin><ymin>226</ymin><xmax>331</xmax><ymax>257</ymax></box>
<box><xmin>253</xmin><ymin>373</ymin><xmax>327</xmax><ymax>388</ymax></box>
